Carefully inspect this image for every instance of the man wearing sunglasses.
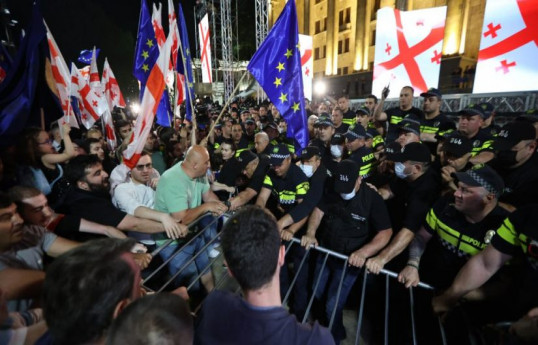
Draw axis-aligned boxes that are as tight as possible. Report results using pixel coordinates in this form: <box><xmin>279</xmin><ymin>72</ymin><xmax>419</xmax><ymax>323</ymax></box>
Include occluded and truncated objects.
<box><xmin>112</xmin><ymin>152</ymin><xmax>186</xmax><ymax>241</ymax></box>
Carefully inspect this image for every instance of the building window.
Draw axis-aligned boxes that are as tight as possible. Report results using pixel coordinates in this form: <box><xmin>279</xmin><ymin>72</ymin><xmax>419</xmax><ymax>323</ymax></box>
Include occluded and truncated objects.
<box><xmin>371</xmin><ymin>30</ymin><xmax>376</xmax><ymax>45</ymax></box>
<box><xmin>315</xmin><ymin>0</ymin><xmax>323</xmax><ymax>4</ymax></box>
<box><xmin>339</xmin><ymin>38</ymin><xmax>350</xmax><ymax>54</ymax></box>
<box><xmin>343</xmin><ymin>67</ymin><xmax>349</xmax><ymax>75</ymax></box>
<box><xmin>337</xmin><ymin>68</ymin><xmax>342</xmax><ymax>75</ymax></box>
<box><xmin>315</xmin><ymin>20</ymin><xmax>321</xmax><ymax>34</ymax></box>
<box><xmin>344</xmin><ymin>38</ymin><xmax>350</xmax><ymax>53</ymax></box>
<box><xmin>314</xmin><ymin>47</ymin><xmax>320</xmax><ymax>60</ymax></box>
<box><xmin>322</xmin><ymin>45</ymin><xmax>326</xmax><ymax>58</ymax></box>
<box><xmin>372</xmin><ymin>0</ymin><xmax>381</xmax><ymax>21</ymax></box>
<box><xmin>338</xmin><ymin>40</ymin><xmax>342</xmax><ymax>54</ymax></box>
<box><xmin>339</xmin><ymin>7</ymin><xmax>351</xmax><ymax>29</ymax></box>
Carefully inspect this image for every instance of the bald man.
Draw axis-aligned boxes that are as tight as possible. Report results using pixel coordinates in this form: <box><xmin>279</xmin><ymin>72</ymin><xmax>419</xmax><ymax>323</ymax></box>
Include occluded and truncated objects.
<box><xmin>254</xmin><ymin>132</ymin><xmax>273</xmax><ymax>156</ymax></box>
<box><xmin>154</xmin><ymin>145</ymin><xmax>228</xmax><ymax>291</ymax></box>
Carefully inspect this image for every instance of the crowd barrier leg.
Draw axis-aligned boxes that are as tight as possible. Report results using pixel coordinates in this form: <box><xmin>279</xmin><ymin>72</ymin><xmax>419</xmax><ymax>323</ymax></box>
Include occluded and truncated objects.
<box><xmin>302</xmin><ymin>251</ymin><xmax>330</xmax><ymax>324</ymax></box>
<box><xmin>328</xmin><ymin>259</ymin><xmax>348</xmax><ymax>330</ymax></box>
<box><xmin>354</xmin><ymin>269</ymin><xmax>368</xmax><ymax>345</ymax></box>
<box><xmin>142</xmin><ymin>213</ymin><xmax>225</xmax><ymax>292</ymax></box>
<box><xmin>282</xmin><ymin>245</ymin><xmax>312</xmax><ymax>306</ymax></box>
<box><xmin>384</xmin><ymin>274</ymin><xmax>389</xmax><ymax>345</ymax></box>
<box><xmin>409</xmin><ymin>287</ymin><xmax>418</xmax><ymax>345</ymax></box>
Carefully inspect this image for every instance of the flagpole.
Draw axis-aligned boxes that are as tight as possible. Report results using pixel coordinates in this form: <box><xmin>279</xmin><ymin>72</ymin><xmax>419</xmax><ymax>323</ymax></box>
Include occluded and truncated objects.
<box><xmin>176</xmin><ymin>33</ymin><xmax>197</xmax><ymax>144</ymax></box>
<box><xmin>205</xmin><ymin>70</ymin><xmax>249</xmax><ymax>139</ymax></box>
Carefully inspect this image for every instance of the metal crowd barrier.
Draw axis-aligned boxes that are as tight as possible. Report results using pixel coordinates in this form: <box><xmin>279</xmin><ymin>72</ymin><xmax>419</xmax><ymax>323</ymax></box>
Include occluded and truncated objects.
<box><xmin>282</xmin><ymin>238</ymin><xmax>446</xmax><ymax>345</ymax></box>
<box><xmin>141</xmin><ymin>215</ymin><xmax>450</xmax><ymax>345</ymax></box>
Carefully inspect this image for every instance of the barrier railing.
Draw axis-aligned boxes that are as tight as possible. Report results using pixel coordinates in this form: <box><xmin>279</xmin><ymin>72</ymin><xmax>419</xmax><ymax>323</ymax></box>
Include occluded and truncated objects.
<box><xmin>141</xmin><ymin>214</ymin><xmax>450</xmax><ymax>345</ymax></box>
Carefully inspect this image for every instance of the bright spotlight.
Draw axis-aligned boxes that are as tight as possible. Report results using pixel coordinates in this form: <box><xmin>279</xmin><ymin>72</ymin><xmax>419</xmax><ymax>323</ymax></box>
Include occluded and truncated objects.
<box><xmin>314</xmin><ymin>80</ymin><xmax>326</xmax><ymax>95</ymax></box>
<box><xmin>130</xmin><ymin>103</ymin><xmax>141</xmax><ymax>114</ymax></box>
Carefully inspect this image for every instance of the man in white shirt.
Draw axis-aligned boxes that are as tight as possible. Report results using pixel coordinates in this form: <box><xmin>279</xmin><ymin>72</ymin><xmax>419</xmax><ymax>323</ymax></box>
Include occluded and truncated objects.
<box><xmin>112</xmin><ymin>152</ymin><xmax>186</xmax><ymax>244</ymax></box>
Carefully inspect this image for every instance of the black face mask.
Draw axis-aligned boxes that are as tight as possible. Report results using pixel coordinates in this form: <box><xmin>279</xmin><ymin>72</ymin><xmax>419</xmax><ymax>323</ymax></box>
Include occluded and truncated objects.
<box><xmin>496</xmin><ymin>150</ymin><xmax>517</xmax><ymax>166</ymax></box>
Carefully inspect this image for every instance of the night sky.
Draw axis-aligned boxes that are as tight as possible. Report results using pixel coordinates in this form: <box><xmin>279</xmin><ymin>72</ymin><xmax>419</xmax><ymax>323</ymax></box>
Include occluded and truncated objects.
<box><xmin>4</xmin><ymin>0</ymin><xmax>255</xmax><ymax>100</ymax></box>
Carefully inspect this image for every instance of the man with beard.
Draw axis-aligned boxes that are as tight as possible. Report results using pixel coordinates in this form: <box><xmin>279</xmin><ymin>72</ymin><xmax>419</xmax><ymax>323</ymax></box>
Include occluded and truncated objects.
<box><xmin>60</xmin><ymin>155</ymin><xmax>185</xmax><ymax>240</ymax></box>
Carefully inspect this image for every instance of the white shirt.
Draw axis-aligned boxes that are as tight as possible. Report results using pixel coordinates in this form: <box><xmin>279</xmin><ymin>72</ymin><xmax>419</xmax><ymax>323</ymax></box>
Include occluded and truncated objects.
<box><xmin>112</xmin><ymin>180</ymin><xmax>156</xmax><ymax>215</ymax></box>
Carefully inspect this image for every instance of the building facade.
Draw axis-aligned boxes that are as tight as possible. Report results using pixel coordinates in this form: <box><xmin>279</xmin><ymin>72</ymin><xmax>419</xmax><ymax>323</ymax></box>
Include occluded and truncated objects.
<box><xmin>269</xmin><ymin>0</ymin><xmax>487</xmax><ymax>98</ymax></box>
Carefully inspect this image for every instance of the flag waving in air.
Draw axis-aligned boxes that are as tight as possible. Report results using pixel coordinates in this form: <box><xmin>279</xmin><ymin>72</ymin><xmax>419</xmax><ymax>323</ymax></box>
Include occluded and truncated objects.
<box><xmin>473</xmin><ymin>0</ymin><xmax>538</xmax><ymax>93</ymax></box>
<box><xmin>78</xmin><ymin>49</ymin><xmax>99</xmax><ymax>65</ymax></box>
<box><xmin>247</xmin><ymin>0</ymin><xmax>308</xmax><ymax>150</ymax></box>
<box><xmin>124</xmin><ymin>32</ymin><xmax>173</xmax><ymax>169</ymax></box>
<box><xmin>177</xmin><ymin>2</ymin><xmax>195</xmax><ymax>121</ymax></box>
<box><xmin>198</xmin><ymin>13</ymin><xmax>213</xmax><ymax>83</ymax></box>
<box><xmin>102</xmin><ymin>58</ymin><xmax>126</xmax><ymax>110</ymax></box>
<box><xmin>372</xmin><ymin>6</ymin><xmax>447</xmax><ymax>97</ymax></box>
<box><xmin>134</xmin><ymin>0</ymin><xmax>159</xmax><ymax>85</ymax></box>
<box><xmin>45</xmin><ymin>24</ymin><xmax>78</xmax><ymax>128</ymax></box>
<box><xmin>70</xmin><ymin>63</ymin><xmax>106</xmax><ymax>129</ymax></box>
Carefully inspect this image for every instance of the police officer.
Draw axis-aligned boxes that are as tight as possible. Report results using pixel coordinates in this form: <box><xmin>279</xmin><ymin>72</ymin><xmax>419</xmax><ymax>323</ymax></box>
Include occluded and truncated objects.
<box><xmin>433</xmin><ymin>204</ymin><xmax>538</xmax><ymax>341</ymax></box>
<box><xmin>302</xmin><ymin>159</ymin><xmax>392</xmax><ymax>344</ymax></box>
<box><xmin>491</xmin><ymin>121</ymin><xmax>538</xmax><ymax>209</ymax></box>
<box><xmin>344</xmin><ymin>124</ymin><xmax>376</xmax><ymax>179</ymax></box>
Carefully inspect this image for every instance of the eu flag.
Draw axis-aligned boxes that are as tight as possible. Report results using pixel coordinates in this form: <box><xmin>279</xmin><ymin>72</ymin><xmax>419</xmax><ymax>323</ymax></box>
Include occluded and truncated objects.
<box><xmin>0</xmin><ymin>3</ymin><xmax>62</xmax><ymax>148</ymax></box>
<box><xmin>247</xmin><ymin>0</ymin><xmax>308</xmax><ymax>150</ymax></box>
<box><xmin>78</xmin><ymin>48</ymin><xmax>100</xmax><ymax>65</ymax></box>
<box><xmin>177</xmin><ymin>2</ymin><xmax>195</xmax><ymax>121</ymax></box>
<box><xmin>133</xmin><ymin>0</ymin><xmax>159</xmax><ymax>85</ymax></box>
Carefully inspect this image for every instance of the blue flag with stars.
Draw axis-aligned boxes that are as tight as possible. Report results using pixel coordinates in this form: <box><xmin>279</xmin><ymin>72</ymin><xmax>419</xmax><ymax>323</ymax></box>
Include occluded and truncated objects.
<box><xmin>133</xmin><ymin>0</ymin><xmax>158</xmax><ymax>84</ymax></box>
<box><xmin>78</xmin><ymin>48</ymin><xmax>100</xmax><ymax>65</ymax></box>
<box><xmin>177</xmin><ymin>2</ymin><xmax>195</xmax><ymax>121</ymax></box>
<box><xmin>247</xmin><ymin>0</ymin><xmax>308</xmax><ymax>150</ymax></box>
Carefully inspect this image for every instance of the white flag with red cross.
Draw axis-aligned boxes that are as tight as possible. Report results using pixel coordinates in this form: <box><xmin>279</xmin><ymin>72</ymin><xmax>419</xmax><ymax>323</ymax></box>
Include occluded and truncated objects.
<box><xmin>45</xmin><ymin>26</ymin><xmax>78</xmax><ymax>129</ymax></box>
<box><xmin>70</xmin><ymin>63</ymin><xmax>107</xmax><ymax>129</ymax></box>
<box><xmin>152</xmin><ymin>3</ymin><xmax>166</xmax><ymax>48</ymax></box>
<box><xmin>198</xmin><ymin>13</ymin><xmax>213</xmax><ymax>83</ymax></box>
<box><xmin>102</xmin><ymin>58</ymin><xmax>126</xmax><ymax>110</ymax></box>
<box><xmin>89</xmin><ymin>47</ymin><xmax>101</xmax><ymax>91</ymax></box>
<box><xmin>299</xmin><ymin>34</ymin><xmax>313</xmax><ymax>101</ymax></box>
<box><xmin>123</xmin><ymin>30</ymin><xmax>173</xmax><ymax>169</ymax></box>
<box><xmin>473</xmin><ymin>0</ymin><xmax>538</xmax><ymax>93</ymax></box>
<box><xmin>372</xmin><ymin>6</ymin><xmax>447</xmax><ymax>98</ymax></box>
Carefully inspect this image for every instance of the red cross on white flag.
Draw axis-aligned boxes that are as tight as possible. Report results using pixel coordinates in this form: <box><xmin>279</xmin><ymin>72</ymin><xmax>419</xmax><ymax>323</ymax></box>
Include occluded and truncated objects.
<box><xmin>152</xmin><ymin>3</ymin><xmax>166</xmax><ymax>48</ymax></box>
<box><xmin>70</xmin><ymin>63</ymin><xmax>107</xmax><ymax>129</ymax></box>
<box><xmin>298</xmin><ymin>34</ymin><xmax>313</xmax><ymax>101</ymax></box>
<box><xmin>372</xmin><ymin>6</ymin><xmax>447</xmax><ymax>97</ymax></box>
<box><xmin>102</xmin><ymin>58</ymin><xmax>126</xmax><ymax>110</ymax></box>
<box><xmin>473</xmin><ymin>0</ymin><xmax>538</xmax><ymax>93</ymax></box>
<box><xmin>45</xmin><ymin>24</ymin><xmax>78</xmax><ymax>129</ymax></box>
<box><xmin>198</xmin><ymin>13</ymin><xmax>213</xmax><ymax>83</ymax></box>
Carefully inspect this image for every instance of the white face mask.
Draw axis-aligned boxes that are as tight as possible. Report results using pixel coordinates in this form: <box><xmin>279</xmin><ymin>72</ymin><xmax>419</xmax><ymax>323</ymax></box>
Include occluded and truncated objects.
<box><xmin>330</xmin><ymin>145</ymin><xmax>343</xmax><ymax>158</ymax></box>
<box><xmin>394</xmin><ymin>162</ymin><xmax>411</xmax><ymax>179</ymax></box>
<box><xmin>299</xmin><ymin>164</ymin><xmax>314</xmax><ymax>178</ymax></box>
<box><xmin>340</xmin><ymin>189</ymin><xmax>356</xmax><ymax>200</ymax></box>
<box><xmin>278</xmin><ymin>127</ymin><xmax>284</xmax><ymax>134</ymax></box>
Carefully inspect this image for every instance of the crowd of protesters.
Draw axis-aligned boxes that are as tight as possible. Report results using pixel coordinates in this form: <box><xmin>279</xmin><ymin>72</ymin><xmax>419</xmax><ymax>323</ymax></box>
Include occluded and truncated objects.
<box><xmin>1</xmin><ymin>87</ymin><xmax>537</xmax><ymax>345</ymax></box>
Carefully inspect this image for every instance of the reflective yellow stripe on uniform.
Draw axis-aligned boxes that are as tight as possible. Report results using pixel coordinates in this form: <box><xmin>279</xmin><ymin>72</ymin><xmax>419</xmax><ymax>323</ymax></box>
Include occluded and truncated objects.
<box><xmin>296</xmin><ymin>181</ymin><xmax>309</xmax><ymax>196</ymax></box>
<box><xmin>428</xmin><ymin>209</ymin><xmax>486</xmax><ymax>256</ymax></box>
<box><xmin>497</xmin><ymin>218</ymin><xmax>519</xmax><ymax>246</ymax></box>
<box><xmin>279</xmin><ymin>190</ymin><xmax>297</xmax><ymax>205</ymax></box>
<box><xmin>342</xmin><ymin>118</ymin><xmax>355</xmax><ymax>126</ymax></box>
<box><xmin>420</xmin><ymin>125</ymin><xmax>438</xmax><ymax>134</ymax></box>
<box><xmin>235</xmin><ymin>148</ymin><xmax>249</xmax><ymax>157</ymax></box>
<box><xmin>286</xmin><ymin>143</ymin><xmax>295</xmax><ymax>154</ymax></box>
<box><xmin>372</xmin><ymin>135</ymin><xmax>384</xmax><ymax>148</ymax></box>
<box><xmin>389</xmin><ymin>116</ymin><xmax>404</xmax><ymax>125</ymax></box>
<box><xmin>263</xmin><ymin>175</ymin><xmax>273</xmax><ymax>187</ymax></box>
<box><xmin>359</xmin><ymin>163</ymin><xmax>373</xmax><ymax>177</ymax></box>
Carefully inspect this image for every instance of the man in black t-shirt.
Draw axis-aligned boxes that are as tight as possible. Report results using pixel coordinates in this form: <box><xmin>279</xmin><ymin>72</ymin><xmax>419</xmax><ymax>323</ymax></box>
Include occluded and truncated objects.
<box><xmin>418</xmin><ymin>88</ymin><xmax>456</xmax><ymax>154</ymax></box>
<box><xmin>367</xmin><ymin>142</ymin><xmax>440</xmax><ymax>274</ymax></box>
<box><xmin>303</xmin><ymin>160</ymin><xmax>392</xmax><ymax>343</ymax></box>
<box><xmin>228</xmin><ymin>150</ymin><xmax>270</xmax><ymax>210</ymax></box>
<box><xmin>490</xmin><ymin>121</ymin><xmax>538</xmax><ymax>210</ymax></box>
<box><xmin>374</xmin><ymin>86</ymin><xmax>424</xmax><ymax>143</ymax></box>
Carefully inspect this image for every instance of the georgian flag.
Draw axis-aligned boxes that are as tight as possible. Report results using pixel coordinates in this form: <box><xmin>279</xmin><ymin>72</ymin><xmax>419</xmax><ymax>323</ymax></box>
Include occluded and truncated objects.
<box><xmin>70</xmin><ymin>63</ymin><xmax>107</xmax><ymax>129</ymax></box>
<box><xmin>198</xmin><ymin>13</ymin><xmax>212</xmax><ymax>83</ymax></box>
<box><xmin>152</xmin><ymin>3</ymin><xmax>166</xmax><ymax>48</ymax></box>
<box><xmin>89</xmin><ymin>47</ymin><xmax>101</xmax><ymax>91</ymax></box>
<box><xmin>473</xmin><ymin>0</ymin><xmax>538</xmax><ymax>93</ymax></box>
<box><xmin>372</xmin><ymin>6</ymin><xmax>447</xmax><ymax>97</ymax></box>
<box><xmin>102</xmin><ymin>58</ymin><xmax>126</xmax><ymax>110</ymax></box>
<box><xmin>123</xmin><ymin>30</ymin><xmax>173</xmax><ymax>169</ymax></box>
<box><xmin>299</xmin><ymin>34</ymin><xmax>313</xmax><ymax>101</ymax></box>
<box><xmin>45</xmin><ymin>25</ymin><xmax>78</xmax><ymax>129</ymax></box>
